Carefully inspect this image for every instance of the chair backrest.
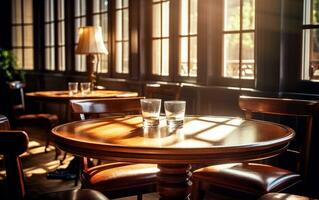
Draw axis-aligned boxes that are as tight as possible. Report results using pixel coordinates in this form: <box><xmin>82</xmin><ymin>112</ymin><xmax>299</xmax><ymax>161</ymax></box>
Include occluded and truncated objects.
<box><xmin>0</xmin><ymin>115</ymin><xmax>28</xmax><ymax>200</ymax></box>
<box><xmin>238</xmin><ymin>95</ymin><xmax>318</xmax><ymax>179</ymax></box>
<box><xmin>0</xmin><ymin>115</ymin><xmax>10</xmax><ymax>130</ymax></box>
<box><xmin>144</xmin><ymin>83</ymin><xmax>183</xmax><ymax>100</ymax></box>
<box><xmin>70</xmin><ymin>97</ymin><xmax>145</xmax><ymax>120</ymax></box>
<box><xmin>7</xmin><ymin>81</ymin><xmax>26</xmax><ymax>115</ymax></box>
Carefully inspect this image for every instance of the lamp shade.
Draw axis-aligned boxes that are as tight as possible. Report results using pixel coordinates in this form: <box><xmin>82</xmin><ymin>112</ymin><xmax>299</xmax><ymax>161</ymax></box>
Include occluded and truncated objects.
<box><xmin>75</xmin><ymin>26</ymin><xmax>108</xmax><ymax>55</ymax></box>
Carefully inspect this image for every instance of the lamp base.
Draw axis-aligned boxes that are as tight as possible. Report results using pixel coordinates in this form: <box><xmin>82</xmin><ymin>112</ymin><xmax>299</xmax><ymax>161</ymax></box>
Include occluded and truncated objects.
<box><xmin>87</xmin><ymin>54</ymin><xmax>97</xmax><ymax>90</ymax></box>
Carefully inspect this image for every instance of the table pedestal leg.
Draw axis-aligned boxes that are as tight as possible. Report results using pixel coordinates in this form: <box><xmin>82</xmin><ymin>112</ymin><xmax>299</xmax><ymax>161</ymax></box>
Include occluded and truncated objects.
<box><xmin>157</xmin><ymin>164</ymin><xmax>192</xmax><ymax>200</ymax></box>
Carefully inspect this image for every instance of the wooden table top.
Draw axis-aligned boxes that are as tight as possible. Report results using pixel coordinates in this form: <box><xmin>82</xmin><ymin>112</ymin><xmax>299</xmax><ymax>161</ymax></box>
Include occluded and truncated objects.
<box><xmin>26</xmin><ymin>90</ymin><xmax>138</xmax><ymax>102</ymax></box>
<box><xmin>51</xmin><ymin>115</ymin><xmax>295</xmax><ymax>164</ymax></box>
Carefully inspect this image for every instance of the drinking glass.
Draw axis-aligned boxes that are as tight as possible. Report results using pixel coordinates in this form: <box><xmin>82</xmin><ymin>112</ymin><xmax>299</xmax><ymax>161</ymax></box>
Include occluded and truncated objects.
<box><xmin>140</xmin><ymin>99</ymin><xmax>161</xmax><ymax>127</ymax></box>
<box><xmin>164</xmin><ymin>100</ymin><xmax>186</xmax><ymax>127</ymax></box>
<box><xmin>68</xmin><ymin>82</ymin><xmax>78</xmax><ymax>96</ymax></box>
<box><xmin>80</xmin><ymin>82</ymin><xmax>91</xmax><ymax>96</ymax></box>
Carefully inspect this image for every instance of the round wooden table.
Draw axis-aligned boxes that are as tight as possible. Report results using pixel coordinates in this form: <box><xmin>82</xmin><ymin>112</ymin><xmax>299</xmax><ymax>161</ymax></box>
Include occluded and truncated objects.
<box><xmin>51</xmin><ymin>115</ymin><xmax>295</xmax><ymax>200</ymax></box>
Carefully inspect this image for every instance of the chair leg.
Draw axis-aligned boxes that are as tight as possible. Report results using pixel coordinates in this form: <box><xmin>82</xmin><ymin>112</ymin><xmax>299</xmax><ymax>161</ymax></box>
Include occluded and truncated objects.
<box><xmin>137</xmin><ymin>194</ymin><xmax>143</xmax><ymax>200</ymax></box>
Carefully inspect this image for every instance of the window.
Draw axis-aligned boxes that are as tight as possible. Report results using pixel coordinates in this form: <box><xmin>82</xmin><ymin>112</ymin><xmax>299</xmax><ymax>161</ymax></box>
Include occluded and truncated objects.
<box><xmin>93</xmin><ymin>0</ymin><xmax>108</xmax><ymax>73</ymax></box>
<box><xmin>152</xmin><ymin>0</ymin><xmax>170</xmax><ymax>76</ymax></box>
<box><xmin>74</xmin><ymin>0</ymin><xmax>87</xmax><ymax>72</ymax></box>
<box><xmin>115</xmin><ymin>0</ymin><xmax>129</xmax><ymax>74</ymax></box>
<box><xmin>44</xmin><ymin>0</ymin><xmax>55</xmax><ymax>71</ymax></box>
<box><xmin>222</xmin><ymin>0</ymin><xmax>255</xmax><ymax>79</ymax></box>
<box><xmin>11</xmin><ymin>0</ymin><xmax>34</xmax><ymax>70</ymax></box>
<box><xmin>179</xmin><ymin>0</ymin><xmax>197</xmax><ymax>77</ymax></box>
<box><xmin>302</xmin><ymin>0</ymin><xmax>319</xmax><ymax>80</ymax></box>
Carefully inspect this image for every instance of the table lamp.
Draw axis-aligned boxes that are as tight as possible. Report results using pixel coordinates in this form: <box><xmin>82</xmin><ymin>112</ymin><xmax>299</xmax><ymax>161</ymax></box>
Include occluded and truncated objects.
<box><xmin>75</xmin><ymin>26</ymin><xmax>108</xmax><ymax>89</ymax></box>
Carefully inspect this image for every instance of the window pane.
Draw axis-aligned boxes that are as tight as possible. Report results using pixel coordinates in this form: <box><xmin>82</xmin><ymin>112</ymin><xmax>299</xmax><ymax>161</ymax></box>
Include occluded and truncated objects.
<box><xmin>162</xmin><ymin>1</ymin><xmax>169</xmax><ymax>37</ymax></box>
<box><xmin>58</xmin><ymin>0</ymin><xmax>65</xmax><ymax>19</ymax></box>
<box><xmin>223</xmin><ymin>33</ymin><xmax>240</xmax><ymax>78</ymax></box>
<box><xmin>189</xmin><ymin>0</ymin><xmax>198</xmax><ymax>34</ymax></box>
<box><xmin>99</xmin><ymin>54</ymin><xmax>108</xmax><ymax>73</ymax></box>
<box><xmin>102</xmin><ymin>14</ymin><xmax>108</xmax><ymax>40</ymax></box>
<box><xmin>241</xmin><ymin>32</ymin><xmax>254</xmax><ymax>79</ymax></box>
<box><xmin>58</xmin><ymin>21</ymin><xmax>65</xmax><ymax>45</ymax></box>
<box><xmin>179</xmin><ymin>37</ymin><xmax>188</xmax><ymax>76</ymax></box>
<box><xmin>242</xmin><ymin>0</ymin><xmax>255</xmax><ymax>30</ymax></box>
<box><xmin>24</xmin><ymin>25</ymin><xmax>33</xmax><ymax>47</ymax></box>
<box><xmin>180</xmin><ymin>0</ymin><xmax>189</xmax><ymax>36</ymax></box>
<box><xmin>123</xmin><ymin>41</ymin><xmax>129</xmax><ymax>73</ymax></box>
<box><xmin>162</xmin><ymin>39</ymin><xmax>169</xmax><ymax>76</ymax></box>
<box><xmin>13</xmin><ymin>49</ymin><xmax>23</xmax><ymax>69</ymax></box>
<box><xmin>123</xmin><ymin>9</ymin><xmax>129</xmax><ymax>40</ymax></box>
<box><xmin>93</xmin><ymin>0</ymin><xmax>100</xmax><ymax>12</ymax></box>
<box><xmin>312</xmin><ymin>0</ymin><xmax>319</xmax><ymax>24</ymax></box>
<box><xmin>224</xmin><ymin>0</ymin><xmax>240</xmax><ymax>31</ymax></box>
<box><xmin>152</xmin><ymin>40</ymin><xmax>161</xmax><ymax>75</ymax></box>
<box><xmin>116</xmin><ymin>10</ymin><xmax>122</xmax><ymax>40</ymax></box>
<box><xmin>123</xmin><ymin>0</ymin><xmax>128</xmax><ymax>7</ymax></box>
<box><xmin>93</xmin><ymin>15</ymin><xmax>100</xmax><ymax>26</ymax></box>
<box><xmin>24</xmin><ymin>0</ymin><xmax>33</xmax><ymax>23</ymax></box>
<box><xmin>24</xmin><ymin>48</ymin><xmax>34</xmax><ymax>70</ymax></box>
<box><xmin>153</xmin><ymin>3</ymin><xmax>161</xmax><ymax>37</ymax></box>
<box><xmin>303</xmin><ymin>29</ymin><xmax>319</xmax><ymax>80</ymax></box>
<box><xmin>58</xmin><ymin>47</ymin><xmax>65</xmax><ymax>71</ymax></box>
<box><xmin>189</xmin><ymin>36</ymin><xmax>197</xmax><ymax>77</ymax></box>
<box><xmin>101</xmin><ymin>0</ymin><xmax>108</xmax><ymax>11</ymax></box>
<box><xmin>116</xmin><ymin>0</ymin><xmax>122</xmax><ymax>9</ymax></box>
<box><xmin>12</xmin><ymin>26</ymin><xmax>22</xmax><ymax>47</ymax></box>
<box><xmin>116</xmin><ymin>42</ymin><xmax>122</xmax><ymax>73</ymax></box>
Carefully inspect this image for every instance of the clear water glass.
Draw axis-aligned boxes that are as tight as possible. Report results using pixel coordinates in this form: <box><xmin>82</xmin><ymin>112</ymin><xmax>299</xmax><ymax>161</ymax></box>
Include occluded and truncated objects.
<box><xmin>68</xmin><ymin>82</ymin><xmax>78</xmax><ymax>96</ymax></box>
<box><xmin>164</xmin><ymin>100</ymin><xmax>186</xmax><ymax>127</ymax></box>
<box><xmin>140</xmin><ymin>99</ymin><xmax>161</xmax><ymax>127</ymax></box>
<box><xmin>80</xmin><ymin>82</ymin><xmax>91</xmax><ymax>96</ymax></box>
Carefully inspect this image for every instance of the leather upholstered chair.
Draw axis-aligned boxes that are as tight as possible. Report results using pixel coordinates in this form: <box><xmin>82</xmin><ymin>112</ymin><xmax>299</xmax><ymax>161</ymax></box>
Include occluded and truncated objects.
<box><xmin>0</xmin><ymin>115</ymin><xmax>108</xmax><ymax>200</ymax></box>
<box><xmin>259</xmin><ymin>193</ymin><xmax>314</xmax><ymax>200</ymax></box>
<box><xmin>7</xmin><ymin>81</ymin><xmax>59</xmax><ymax>154</ymax></box>
<box><xmin>69</xmin><ymin>97</ymin><xmax>159</xmax><ymax>200</ymax></box>
<box><xmin>191</xmin><ymin>96</ymin><xmax>318</xmax><ymax>200</ymax></box>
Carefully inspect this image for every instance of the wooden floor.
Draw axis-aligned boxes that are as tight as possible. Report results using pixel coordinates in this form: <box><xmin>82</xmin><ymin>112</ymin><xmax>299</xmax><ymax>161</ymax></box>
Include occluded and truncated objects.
<box><xmin>0</xmin><ymin>126</ymin><xmax>159</xmax><ymax>200</ymax></box>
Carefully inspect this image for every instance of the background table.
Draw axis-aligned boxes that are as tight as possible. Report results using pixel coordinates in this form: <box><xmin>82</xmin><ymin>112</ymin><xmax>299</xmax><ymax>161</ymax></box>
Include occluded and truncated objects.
<box><xmin>26</xmin><ymin>90</ymin><xmax>138</xmax><ymax>122</ymax></box>
<box><xmin>51</xmin><ymin>116</ymin><xmax>295</xmax><ymax>200</ymax></box>
<box><xmin>26</xmin><ymin>90</ymin><xmax>138</xmax><ymax>103</ymax></box>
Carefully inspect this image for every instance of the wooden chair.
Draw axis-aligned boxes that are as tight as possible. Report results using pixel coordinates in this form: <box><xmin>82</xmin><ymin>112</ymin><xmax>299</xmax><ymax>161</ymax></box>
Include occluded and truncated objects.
<box><xmin>69</xmin><ymin>97</ymin><xmax>159</xmax><ymax>200</ymax></box>
<box><xmin>7</xmin><ymin>81</ymin><xmax>59</xmax><ymax>154</ymax></box>
<box><xmin>144</xmin><ymin>83</ymin><xmax>183</xmax><ymax>100</ymax></box>
<box><xmin>0</xmin><ymin>115</ymin><xmax>108</xmax><ymax>200</ymax></box>
<box><xmin>259</xmin><ymin>193</ymin><xmax>313</xmax><ymax>200</ymax></box>
<box><xmin>191</xmin><ymin>96</ymin><xmax>318</xmax><ymax>200</ymax></box>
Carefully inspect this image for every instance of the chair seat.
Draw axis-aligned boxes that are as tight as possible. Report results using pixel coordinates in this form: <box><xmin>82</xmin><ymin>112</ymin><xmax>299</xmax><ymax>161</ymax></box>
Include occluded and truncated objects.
<box><xmin>81</xmin><ymin>162</ymin><xmax>159</xmax><ymax>191</ymax></box>
<box><xmin>259</xmin><ymin>193</ymin><xmax>312</xmax><ymax>200</ymax></box>
<box><xmin>193</xmin><ymin>163</ymin><xmax>301</xmax><ymax>195</ymax></box>
<box><xmin>16</xmin><ymin>113</ymin><xmax>58</xmax><ymax>125</ymax></box>
<box><xmin>36</xmin><ymin>189</ymin><xmax>109</xmax><ymax>200</ymax></box>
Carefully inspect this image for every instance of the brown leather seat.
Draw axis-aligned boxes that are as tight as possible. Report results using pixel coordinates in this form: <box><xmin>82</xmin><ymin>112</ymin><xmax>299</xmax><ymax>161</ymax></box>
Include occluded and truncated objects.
<box><xmin>192</xmin><ymin>96</ymin><xmax>318</xmax><ymax>199</ymax></box>
<box><xmin>0</xmin><ymin>115</ymin><xmax>108</xmax><ymax>200</ymax></box>
<box><xmin>194</xmin><ymin>163</ymin><xmax>300</xmax><ymax>195</ymax></box>
<box><xmin>259</xmin><ymin>193</ymin><xmax>314</xmax><ymax>200</ymax></box>
<box><xmin>70</xmin><ymin>97</ymin><xmax>159</xmax><ymax>199</ymax></box>
<box><xmin>7</xmin><ymin>81</ymin><xmax>59</xmax><ymax>153</ymax></box>
<box><xmin>81</xmin><ymin>163</ymin><xmax>158</xmax><ymax>191</ymax></box>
